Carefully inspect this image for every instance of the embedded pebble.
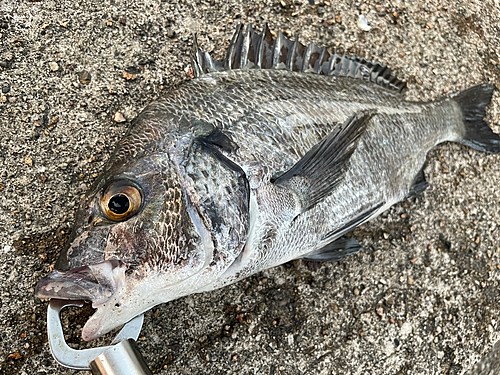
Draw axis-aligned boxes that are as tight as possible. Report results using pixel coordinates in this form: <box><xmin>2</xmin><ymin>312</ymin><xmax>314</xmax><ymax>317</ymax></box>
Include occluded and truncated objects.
<box><xmin>48</xmin><ymin>61</ymin><xmax>59</xmax><ymax>71</ymax></box>
<box><xmin>113</xmin><ymin>112</ymin><xmax>126</xmax><ymax>123</ymax></box>
<box><xmin>78</xmin><ymin>70</ymin><xmax>91</xmax><ymax>84</ymax></box>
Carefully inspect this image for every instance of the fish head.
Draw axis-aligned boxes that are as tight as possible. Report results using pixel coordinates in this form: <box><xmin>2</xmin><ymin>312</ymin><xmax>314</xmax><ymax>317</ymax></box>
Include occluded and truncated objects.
<box><xmin>35</xmin><ymin>117</ymin><xmax>250</xmax><ymax>340</ymax></box>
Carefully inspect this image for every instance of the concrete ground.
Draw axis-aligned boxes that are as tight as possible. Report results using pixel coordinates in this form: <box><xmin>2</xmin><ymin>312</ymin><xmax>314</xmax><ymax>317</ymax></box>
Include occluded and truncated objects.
<box><xmin>1</xmin><ymin>0</ymin><xmax>499</xmax><ymax>374</ymax></box>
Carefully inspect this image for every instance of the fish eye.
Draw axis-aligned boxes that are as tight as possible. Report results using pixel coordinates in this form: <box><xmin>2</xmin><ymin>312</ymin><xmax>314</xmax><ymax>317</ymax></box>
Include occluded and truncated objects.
<box><xmin>100</xmin><ymin>181</ymin><xmax>142</xmax><ymax>221</ymax></box>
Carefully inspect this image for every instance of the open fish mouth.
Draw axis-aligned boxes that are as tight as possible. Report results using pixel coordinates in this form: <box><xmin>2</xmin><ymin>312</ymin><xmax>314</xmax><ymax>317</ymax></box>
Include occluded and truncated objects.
<box><xmin>35</xmin><ymin>260</ymin><xmax>124</xmax><ymax>306</ymax></box>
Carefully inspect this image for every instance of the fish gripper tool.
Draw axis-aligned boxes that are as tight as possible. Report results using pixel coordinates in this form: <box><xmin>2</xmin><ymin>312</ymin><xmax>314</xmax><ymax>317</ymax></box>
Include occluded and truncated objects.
<box><xmin>47</xmin><ymin>299</ymin><xmax>152</xmax><ymax>374</ymax></box>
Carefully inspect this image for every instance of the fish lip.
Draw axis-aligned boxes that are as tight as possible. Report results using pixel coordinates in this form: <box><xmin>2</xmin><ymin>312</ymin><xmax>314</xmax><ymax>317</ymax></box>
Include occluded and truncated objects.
<box><xmin>35</xmin><ymin>260</ymin><xmax>123</xmax><ymax>305</ymax></box>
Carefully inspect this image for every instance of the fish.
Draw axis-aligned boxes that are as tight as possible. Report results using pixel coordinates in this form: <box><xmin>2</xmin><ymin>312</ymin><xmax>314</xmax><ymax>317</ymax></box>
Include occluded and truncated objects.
<box><xmin>35</xmin><ymin>24</ymin><xmax>500</xmax><ymax>341</ymax></box>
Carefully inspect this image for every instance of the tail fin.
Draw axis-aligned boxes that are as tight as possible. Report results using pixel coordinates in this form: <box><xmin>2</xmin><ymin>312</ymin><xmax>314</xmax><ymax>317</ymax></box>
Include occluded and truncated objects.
<box><xmin>453</xmin><ymin>84</ymin><xmax>500</xmax><ymax>154</ymax></box>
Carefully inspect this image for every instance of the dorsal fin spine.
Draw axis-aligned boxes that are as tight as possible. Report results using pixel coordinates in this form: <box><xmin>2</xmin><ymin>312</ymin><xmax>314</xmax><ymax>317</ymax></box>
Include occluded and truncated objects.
<box><xmin>287</xmin><ymin>37</ymin><xmax>298</xmax><ymax>71</ymax></box>
<box><xmin>224</xmin><ymin>23</ymin><xmax>243</xmax><ymax>70</ymax></box>
<box><xmin>314</xmin><ymin>47</ymin><xmax>326</xmax><ymax>73</ymax></box>
<box><xmin>204</xmin><ymin>52</ymin><xmax>217</xmax><ymax>72</ymax></box>
<box><xmin>271</xmin><ymin>31</ymin><xmax>283</xmax><ymax>69</ymax></box>
<box><xmin>302</xmin><ymin>43</ymin><xmax>313</xmax><ymax>72</ymax></box>
<box><xmin>240</xmin><ymin>24</ymin><xmax>252</xmax><ymax>69</ymax></box>
<box><xmin>255</xmin><ymin>24</ymin><xmax>267</xmax><ymax>69</ymax></box>
<box><xmin>191</xmin><ymin>24</ymin><xmax>406</xmax><ymax>92</ymax></box>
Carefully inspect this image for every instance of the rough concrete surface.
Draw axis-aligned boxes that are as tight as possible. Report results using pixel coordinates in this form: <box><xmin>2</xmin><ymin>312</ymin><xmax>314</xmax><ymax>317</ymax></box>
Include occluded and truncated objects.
<box><xmin>1</xmin><ymin>0</ymin><xmax>500</xmax><ymax>374</ymax></box>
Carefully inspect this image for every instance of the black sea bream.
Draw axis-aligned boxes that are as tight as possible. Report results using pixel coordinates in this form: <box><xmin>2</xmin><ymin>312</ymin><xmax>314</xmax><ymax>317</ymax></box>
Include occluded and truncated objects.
<box><xmin>35</xmin><ymin>25</ymin><xmax>500</xmax><ymax>340</ymax></box>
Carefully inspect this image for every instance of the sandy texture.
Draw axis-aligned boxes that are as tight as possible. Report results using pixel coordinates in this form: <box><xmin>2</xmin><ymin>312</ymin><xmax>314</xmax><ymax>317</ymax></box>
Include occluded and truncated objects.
<box><xmin>1</xmin><ymin>0</ymin><xmax>499</xmax><ymax>374</ymax></box>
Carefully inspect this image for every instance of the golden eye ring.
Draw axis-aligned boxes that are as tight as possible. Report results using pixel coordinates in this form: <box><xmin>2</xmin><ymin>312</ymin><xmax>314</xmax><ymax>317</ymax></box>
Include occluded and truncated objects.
<box><xmin>100</xmin><ymin>181</ymin><xmax>142</xmax><ymax>221</ymax></box>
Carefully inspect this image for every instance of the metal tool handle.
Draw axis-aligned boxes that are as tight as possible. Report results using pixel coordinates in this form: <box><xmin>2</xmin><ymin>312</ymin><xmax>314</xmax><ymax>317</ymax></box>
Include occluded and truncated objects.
<box><xmin>89</xmin><ymin>339</ymin><xmax>152</xmax><ymax>375</ymax></box>
<box><xmin>47</xmin><ymin>299</ymin><xmax>151</xmax><ymax>373</ymax></box>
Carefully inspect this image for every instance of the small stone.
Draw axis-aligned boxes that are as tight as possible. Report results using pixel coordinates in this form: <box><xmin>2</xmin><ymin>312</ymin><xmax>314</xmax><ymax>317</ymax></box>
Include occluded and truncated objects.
<box><xmin>122</xmin><ymin>71</ymin><xmax>137</xmax><ymax>81</ymax></box>
<box><xmin>0</xmin><ymin>95</ymin><xmax>6</xmax><ymax>103</ymax></box>
<box><xmin>407</xmin><ymin>277</ymin><xmax>414</xmax><ymax>285</ymax></box>
<box><xmin>48</xmin><ymin>61</ymin><xmax>59</xmax><ymax>71</ymax></box>
<box><xmin>353</xmin><ymin>287</ymin><xmax>360</xmax><ymax>296</ymax></box>
<box><xmin>357</xmin><ymin>14</ymin><xmax>371</xmax><ymax>31</ymax></box>
<box><xmin>376</xmin><ymin>306</ymin><xmax>384</xmax><ymax>318</ymax></box>
<box><xmin>25</xmin><ymin>157</ymin><xmax>33</xmax><ymax>167</ymax></box>
<box><xmin>78</xmin><ymin>70</ymin><xmax>91</xmax><ymax>84</ymax></box>
<box><xmin>48</xmin><ymin>116</ymin><xmax>59</xmax><ymax>130</ymax></box>
<box><xmin>166</xmin><ymin>28</ymin><xmax>175</xmax><ymax>38</ymax></box>
<box><xmin>113</xmin><ymin>112</ymin><xmax>126</xmax><ymax>123</ymax></box>
<box><xmin>383</xmin><ymin>232</ymin><xmax>389</xmax><ymax>239</ymax></box>
<box><xmin>8</xmin><ymin>351</ymin><xmax>22</xmax><ymax>359</ymax></box>
<box><xmin>185</xmin><ymin>66</ymin><xmax>195</xmax><ymax>79</ymax></box>
<box><xmin>2</xmin><ymin>86</ymin><xmax>10</xmax><ymax>93</ymax></box>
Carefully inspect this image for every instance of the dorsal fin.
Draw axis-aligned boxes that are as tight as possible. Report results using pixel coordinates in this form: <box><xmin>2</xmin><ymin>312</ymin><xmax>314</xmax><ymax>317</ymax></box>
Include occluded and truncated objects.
<box><xmin>191</xmin><ymin>24</ymin><xmax>406</xmax><ymax>92</ymax></box>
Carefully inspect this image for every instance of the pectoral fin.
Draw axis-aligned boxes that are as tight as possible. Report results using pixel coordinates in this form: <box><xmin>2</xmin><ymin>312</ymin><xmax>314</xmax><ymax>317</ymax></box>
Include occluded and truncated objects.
<box><xmin>302</xmin><ymin>237</ymin><xmax>362</xmax><ymax>262</ymax></box>
<box><xmin>273</xmin><ymin>111</ymin><xmax>374</xmax><ymax>211</ymax></box>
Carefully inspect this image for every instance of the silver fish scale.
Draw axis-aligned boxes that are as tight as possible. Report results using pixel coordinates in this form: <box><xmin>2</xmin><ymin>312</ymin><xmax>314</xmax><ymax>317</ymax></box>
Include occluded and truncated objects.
<box><xmin>137</xmin><ymin>71</ymin><xmax>413</xmax><ymax>165</ymax></box>
<box><xmin>136</xmin><ymin>69</ymin><xmax>464</xmax><ymax>285</ymax></box>
<box><xmin>131</xmin><ymin>70</ymin><xmax>459</xmax><ymax>179</ymax></box>
<box><xmin>87</xmin><ymin>68</ymin><xmax>465</xmax><ymax>286</ymax></box>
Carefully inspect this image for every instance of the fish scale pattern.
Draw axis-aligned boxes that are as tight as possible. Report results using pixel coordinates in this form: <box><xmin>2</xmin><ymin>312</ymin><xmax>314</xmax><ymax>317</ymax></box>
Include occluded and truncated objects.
<box><xmin>149</xmin><ymin>163</ymin><xmax>185</xmax><ymax>269</ymax></box>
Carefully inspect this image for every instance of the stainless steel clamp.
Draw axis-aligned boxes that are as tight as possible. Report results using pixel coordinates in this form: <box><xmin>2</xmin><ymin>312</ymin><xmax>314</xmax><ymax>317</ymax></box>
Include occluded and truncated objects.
<box><xmin>47</xmin><ymin>299</ymin><xmax>152</xmax><ymax>374</ymax></box>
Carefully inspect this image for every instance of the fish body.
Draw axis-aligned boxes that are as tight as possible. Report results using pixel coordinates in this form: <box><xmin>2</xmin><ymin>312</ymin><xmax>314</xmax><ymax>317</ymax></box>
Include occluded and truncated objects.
<box><xmin>35</xmin><ymin>25</ymin><xmax>500</xmax><ymax>340</ymax></box>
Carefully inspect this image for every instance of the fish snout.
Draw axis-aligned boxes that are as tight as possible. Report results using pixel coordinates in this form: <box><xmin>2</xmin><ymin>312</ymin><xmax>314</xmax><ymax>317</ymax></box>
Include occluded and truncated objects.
<box><xmin>35</xmin><ymin>260</ymin><xmax>125</xmax><ymax>305</ymax></box>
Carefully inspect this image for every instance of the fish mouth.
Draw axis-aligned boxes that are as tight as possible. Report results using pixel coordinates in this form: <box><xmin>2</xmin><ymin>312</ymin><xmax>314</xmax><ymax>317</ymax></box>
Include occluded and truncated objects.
<box><xmin>35</xmin><ymin>260</ymin><xmax>124</xmax><ymax>306</ymax></box>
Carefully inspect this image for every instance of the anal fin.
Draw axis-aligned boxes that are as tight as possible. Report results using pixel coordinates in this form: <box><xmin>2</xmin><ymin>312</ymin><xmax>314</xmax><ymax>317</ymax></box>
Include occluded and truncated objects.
<box><xmin>302</xmin><ymin>237</ymin><xmax>361</xmax><ymax>262</ymax></box>
<box><xmin>406</xmin><ymin>165</ymin><xmax>429</xmax><ymax>199</ymax></box>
